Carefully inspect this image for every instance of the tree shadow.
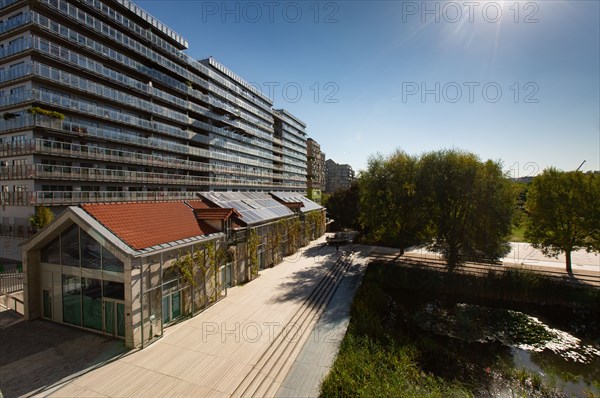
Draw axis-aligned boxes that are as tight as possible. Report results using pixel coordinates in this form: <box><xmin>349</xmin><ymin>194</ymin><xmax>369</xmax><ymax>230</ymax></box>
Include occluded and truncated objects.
<box><xmin>0</xmin><ymin>320</ymin><xmax>128</xmax><ymax>398</ymax></box>
<box><xmin>270</xmin><ymin>242</ymin><xmax>353</xmax><ymax>305</ymax></box>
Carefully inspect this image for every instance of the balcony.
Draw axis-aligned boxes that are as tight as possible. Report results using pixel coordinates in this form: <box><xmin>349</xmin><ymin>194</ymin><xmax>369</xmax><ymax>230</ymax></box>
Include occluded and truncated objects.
<box><xmin>0</xmin><ymin>190</ymin><xmax>199</xmax><ymax>206</ymax></box>
<box><xmin>0</xmin><ymin>164</ymin><xmax>212</xmax><ymax>186</ymax></box>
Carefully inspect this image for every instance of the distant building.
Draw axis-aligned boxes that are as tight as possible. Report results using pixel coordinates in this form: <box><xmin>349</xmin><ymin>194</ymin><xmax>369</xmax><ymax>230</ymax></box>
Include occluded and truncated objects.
<box><xmin>325</xmin><ymin>159</ymin><xmax>354</xmax><ymax>193</ymax></box>
<box><xmin>306</xmin><ymin>138</ymin><xmax>325</xmax><ymax>203</ymax></box>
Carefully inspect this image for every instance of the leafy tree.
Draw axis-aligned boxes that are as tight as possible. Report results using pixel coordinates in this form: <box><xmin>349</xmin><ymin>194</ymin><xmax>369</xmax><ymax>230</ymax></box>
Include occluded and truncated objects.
<box><xmin>360</xmin><ymin>151</ymin><xmax>425</xmax><ymax>253</ymax></box>
<box><xmin>419</xmin><ymin>150</ymin><xmax>513</xmax><ymax>270</ymax></box>
<box><xmin>325</xmin><ymin>182</ymin><xmax>360</xmax><ymax>230</ymax></box>
<box><xmin>525</xmin><ymin>169</ymin><xmax>600</xmax><ymax>276</ymax></box>
<box><xmin>29</xmin><ymin>206</ymin><xmax>55</xmax><ymax>232</ymax></box>
<box><xmin>357</xmin><ymin>149</ymin><xmax>513</xmax><ymax>269</ymax></box>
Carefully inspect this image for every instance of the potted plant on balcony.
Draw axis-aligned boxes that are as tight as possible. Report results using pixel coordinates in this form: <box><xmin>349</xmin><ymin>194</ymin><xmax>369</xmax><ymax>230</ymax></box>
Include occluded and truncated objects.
<box><xmin>29</xmin><ymin>205</ymin><xmax>54</xmax><ymax>233</ymax></box>
<box><xmin>27</xmin><ymin>106</ymin><xmax>65</xmax><ymax>128</ymax></box>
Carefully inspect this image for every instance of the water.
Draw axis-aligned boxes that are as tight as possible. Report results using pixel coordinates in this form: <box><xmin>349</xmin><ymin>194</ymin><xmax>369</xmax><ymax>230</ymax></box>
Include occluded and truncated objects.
<box><xmin>412</xmin><ymin>302</ymin><xmax>600</xmax><ymax>396</ymax></box>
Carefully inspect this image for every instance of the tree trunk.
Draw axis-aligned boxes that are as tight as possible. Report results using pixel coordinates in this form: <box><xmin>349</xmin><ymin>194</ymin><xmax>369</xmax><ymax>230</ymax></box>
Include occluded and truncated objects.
<box><xmin>447</xmin><ymin>247</ymin><xmax>460</xmax><ymax>271</ymax></box>
<box><xmin>565</xmin><ymin>249</ymin><xmax>573</xmax><ymax>277</ymax></box>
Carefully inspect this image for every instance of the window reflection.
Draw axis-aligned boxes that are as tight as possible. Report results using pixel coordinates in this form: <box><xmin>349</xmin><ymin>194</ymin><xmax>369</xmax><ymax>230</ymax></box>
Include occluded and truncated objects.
<box><xmin>82</xmin><ymin>278</ymin><xmax>102</xmax><ymax>331</ymax></box>
<box><xmin>62</xmin><ymin>274</ymin><xmax>81</xmax><ymax>326</ymax></box>
<box><xmin>40</xmin><ymin>224</ymin><xmax>124</xmax><ymax>273</ymax></box>
<box><xmin>61</xmin><ymin>224</ymin><xmax>79</xmax><ymax>267</ymax></box>
<box><xmin>81</xmin><ymin>230</ymin><xmax>101</xmax><ymax>269</ymax></box>
<box><xmin>103</xmin><ymin>280</ymin><xmax>125</xmax><ymax>300</ymax></box>
<box><xmin>102</xmin><ymin>246</ymin><xmax>124</xmax><ymax>272</ymax></box>
<box><xmin>41</xmin><ymin>236</ymin><xmax>60</xmax><ymax>263</ymax></box>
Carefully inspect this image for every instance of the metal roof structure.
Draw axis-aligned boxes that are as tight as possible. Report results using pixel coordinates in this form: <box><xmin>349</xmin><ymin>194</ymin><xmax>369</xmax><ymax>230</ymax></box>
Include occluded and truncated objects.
<box><xmin>269</xmin><ymin>192</ymin><xmax>323</xmax><ymax>213</ymax></box>
<box><xmin>199</xmin><ymin>192</ymin><xmax>294</xmax><ymax>225</ymax></box>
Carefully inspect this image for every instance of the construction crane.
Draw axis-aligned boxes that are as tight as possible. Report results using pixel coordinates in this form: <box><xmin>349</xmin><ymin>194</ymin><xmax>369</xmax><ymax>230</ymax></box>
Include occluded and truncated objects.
<box><xmin>575</xmin><ymin>160</ymin><xmax>586</xmax><ymax>172</ymax></box>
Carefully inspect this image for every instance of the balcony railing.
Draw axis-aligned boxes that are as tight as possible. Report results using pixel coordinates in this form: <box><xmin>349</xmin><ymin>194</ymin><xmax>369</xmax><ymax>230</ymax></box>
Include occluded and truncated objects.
<box><xmin>0</xmin><ymin>190</ymin><xmax>199</xmax><ymax>206</ymax></box>
<box><xmin>0</xmin><ymin>138</ymin><xmax>276</xmax><ymax>179</ymax></box>
<box><xmin>0</xmin><ymin>164</ymin><xmax>211</xmax><ymax>185</ymax></box>
<box><xmin>1</xmin><ymin>183</ymin><xmax>295</xmax><ymax>206</ymax></box>
<box><xmin>0</xmin><ymin>0</ymin><xmax>20</xmax><ymax>9</ymax></box>
<box><xmin>0</xmin><ymin>164</ymin><xmax>281</xmax><ymax>188</ymax></box>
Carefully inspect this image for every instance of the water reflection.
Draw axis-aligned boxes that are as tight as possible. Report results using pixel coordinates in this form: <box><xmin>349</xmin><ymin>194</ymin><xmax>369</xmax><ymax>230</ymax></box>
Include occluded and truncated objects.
<box><xmin>412</xmin><ymin>302</ymin><xmax>600</xmax><ymax>396</ymax></box>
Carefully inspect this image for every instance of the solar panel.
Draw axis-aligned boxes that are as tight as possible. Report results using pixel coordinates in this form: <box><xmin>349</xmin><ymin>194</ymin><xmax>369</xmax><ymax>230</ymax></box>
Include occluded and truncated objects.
<box><xmin>200</xmin><ymin>192</ymin><xmax>294</xmax><ymax>225</ymax></box>
<box><xmin>269</xmin><ymin>192</ymin><xmax>323</xmax><ymax>213</ymax></box>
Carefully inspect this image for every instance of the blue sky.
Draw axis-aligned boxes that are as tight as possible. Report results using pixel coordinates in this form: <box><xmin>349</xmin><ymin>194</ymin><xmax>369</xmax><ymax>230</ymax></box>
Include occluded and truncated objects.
<box><xmin>136</xmin><ymin>1</ymin><xmax>600</xmax><ymax>175</ymax></box>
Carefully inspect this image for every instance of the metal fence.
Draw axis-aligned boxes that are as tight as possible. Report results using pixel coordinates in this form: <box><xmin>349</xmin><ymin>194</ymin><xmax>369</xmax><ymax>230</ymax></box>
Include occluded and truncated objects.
<box><xmin>0</xmin><ymin>263</ymin><xmax>23</xmax><ymax>294</ymax></box>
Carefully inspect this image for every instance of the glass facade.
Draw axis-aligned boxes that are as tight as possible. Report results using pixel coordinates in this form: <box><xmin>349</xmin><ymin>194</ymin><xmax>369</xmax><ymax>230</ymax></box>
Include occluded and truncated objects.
<box><xmin>40</xmin><ymin>222</ymin><xmax>125</xmax><ymax>336</ymax></box>
<box><xmin>41</xmin><ymin>224</ymin><xmax>124</xmax><ymax>272</ymax></box>
<box><xmin>60</xmin><ymin>275</ymin><xmax>125</xmax><ymax>333</ymax></box>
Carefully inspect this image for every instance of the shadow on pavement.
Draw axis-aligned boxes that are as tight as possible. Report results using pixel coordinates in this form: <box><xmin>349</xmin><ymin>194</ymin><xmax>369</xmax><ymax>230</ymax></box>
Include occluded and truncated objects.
<box><xmin>0</xmin><ymin>320</ymin><xmax>128</xmax><ymax>398</ymax></box>
<box><xmin>269</xmin><ymin>243</ymin><xmax>338</xmax><ymax>304</ymax></box>
<box><xmin>270</xmin><ymin>241</ymin><xmax>364</xmax><ymax>306</ymax></box>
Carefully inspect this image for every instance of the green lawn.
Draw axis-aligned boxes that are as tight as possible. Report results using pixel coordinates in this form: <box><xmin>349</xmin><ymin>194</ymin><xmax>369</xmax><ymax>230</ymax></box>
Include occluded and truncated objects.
<box><xmin>510</xmin><ymin>225</ymin><xmax>527</xmax><ymax>242</ymax></box>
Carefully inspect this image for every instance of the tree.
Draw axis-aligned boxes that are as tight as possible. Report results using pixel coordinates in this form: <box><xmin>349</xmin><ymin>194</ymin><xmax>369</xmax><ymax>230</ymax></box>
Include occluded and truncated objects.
<box><xmin>325</xmin><ymin>182</ymin><xmax>360</xmax><ymax>230</ymax></box>
<box><xmin>359</xmin><ymin>151</ymin><xmax>426</xmax><ymax>253</ymax></box>
<box><xmin>419</xmin><ymin>150</ymin><xmax>514</xmax><ymax>270</ymax></box>
<box><xmin>357</xmin><ymin>149</ymin><xmax>514</xmax><ymax>269</ymax></box>
<box><xmin>29</xmin><ymin>206</ymin><xmax>55</xmax><ymax>232</ymax></box>
<box><xmin>525</xmin><ymin>169</ymin><xmax>600</xmax><ymax>276</ymax></box>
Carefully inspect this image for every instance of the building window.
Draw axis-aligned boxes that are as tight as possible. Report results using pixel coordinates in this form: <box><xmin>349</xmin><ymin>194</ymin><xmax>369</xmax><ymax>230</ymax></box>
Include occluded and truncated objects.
<box><xmin>62</xmin><ymin>274</ymin><xmax>82</xmax><ymax>326</ymax></box>
<box><xmin>103</xmin><ymin>280</ymin><xmax>124</xmax><ymax>300</ymax></box>
<box><xmin>82</xmin><ymin>278</ymin><xmax>103</xmax><ymax>331</ymax></box>
<box><xmin>81</xmin><ymin>229</ymin><xmax>101</xmax><ymax>270</ymax></box>
<box><xmin>102</xmin><ymin>246</ymin><xmax>124</xmax><ymax>273</ymax></box>
<box><xmin>61</xmin><ymin>224</ymin><xmax>80</xmax><ymax>267</ymax></box>
<box><xmin>41</xmin><ymin>236</ymin><xmax>61</xmax><ymax>263</ymax></box>
<box><xmin>40</xmin><ymin>224</ymin><xmax>124</xmax><ymax>273</ymax></box>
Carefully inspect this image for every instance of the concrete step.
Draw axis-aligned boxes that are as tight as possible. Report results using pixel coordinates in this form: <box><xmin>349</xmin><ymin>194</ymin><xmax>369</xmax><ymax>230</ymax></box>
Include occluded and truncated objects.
<box><xmin>232</xmin><ymin>253</ymin><xmax>353</xmax><ymax>398</ymax></box>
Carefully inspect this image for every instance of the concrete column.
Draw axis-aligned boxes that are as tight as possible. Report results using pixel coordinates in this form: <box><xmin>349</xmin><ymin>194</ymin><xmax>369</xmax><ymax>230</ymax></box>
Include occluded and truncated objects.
<box><xmin>23</xmin><ymin>250</ymin><xmax>41</xmax><ymax>320</ymax></box>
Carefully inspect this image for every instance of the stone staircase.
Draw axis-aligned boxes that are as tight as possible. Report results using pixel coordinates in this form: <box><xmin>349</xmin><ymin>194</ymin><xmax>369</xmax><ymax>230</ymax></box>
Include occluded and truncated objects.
<box><xmin>231</xmin><ymin>252</ymin><xmax>354</xmax><ymax>397</ymax></box>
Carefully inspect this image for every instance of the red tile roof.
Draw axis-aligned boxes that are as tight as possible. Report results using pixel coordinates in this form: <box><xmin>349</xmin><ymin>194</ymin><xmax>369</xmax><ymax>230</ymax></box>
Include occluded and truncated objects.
<box><xmin>81</xmin><ymin>202</ymin><xmax>217</xmax><ymax>250</ymax></box>
<box><xmin>194</xmin><ymin>208</ymin><xmax>242</xmax><ymax>221</ymax></box>
<box><xmin>185</xmin><ymin>200</ymin><xmax>212</xmax><ymax>210</ymax></box>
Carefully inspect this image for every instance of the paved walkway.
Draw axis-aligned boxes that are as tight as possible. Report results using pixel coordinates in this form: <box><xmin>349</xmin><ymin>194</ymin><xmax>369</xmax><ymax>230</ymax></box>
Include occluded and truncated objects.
<box><xmin>276</xmin><ymin>245</ymin><xmax>370</xmax><ymax>397</ymax></box>
<box><xmin>1</xmin><ymin>236</ymin><xmax>366</xmax><ymax>398</ymax></box>
<box><xmin>406</xmin><ymin>243</ymin><xmax>600</xmax><ymax>276</ymax></box>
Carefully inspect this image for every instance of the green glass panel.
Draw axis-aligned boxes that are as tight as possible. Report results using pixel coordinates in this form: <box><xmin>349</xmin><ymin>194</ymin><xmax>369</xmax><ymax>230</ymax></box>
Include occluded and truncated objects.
<box><xmin>162</xmin><ymin>296</ymin><xmax>169</xmax><ymax>324</ymax></box>
<box><xmin>62</xmin><ymin>275</ymin><xmax>81</xmax><ymax>326</ymax></box>
<box><xmin>104</xmin><ymin>301</ymin><xmax>114</xmax><ymax>335</ymax></box>
<box><xmin>172</xmin><ymin>292</ymin><xmax>180</xmax><ymax>319</ymax></box>
<box><xmin>43</xmin><ymin>290</ymin><xmax>52</xmax><ymax>318</ymax></box>
<box><xmin>116</xmin><ymin>303</ymin><xmax>125</xmax><ymax>337</ymax></box>
<box><xmin>82</xmin><ymin>278</ymin><xmax>103</xmax><ymax>332</ymax></box>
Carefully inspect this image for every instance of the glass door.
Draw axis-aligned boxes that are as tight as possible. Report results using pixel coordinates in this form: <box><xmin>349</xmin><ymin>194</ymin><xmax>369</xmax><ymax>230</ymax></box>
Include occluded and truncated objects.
<box><xmin>162</xmin><ymin>291</ymin><xmax>182</xmax><ymax>325</ymax></box>
<box><xmin>103</xmin><ymin>299</ymin><xmax>125</xmax><ymax>338</ymax></box>
<box><xmin>43</xmin><ymin>289</ymin><xmax>52</xmax><ymax>319</ymax></box>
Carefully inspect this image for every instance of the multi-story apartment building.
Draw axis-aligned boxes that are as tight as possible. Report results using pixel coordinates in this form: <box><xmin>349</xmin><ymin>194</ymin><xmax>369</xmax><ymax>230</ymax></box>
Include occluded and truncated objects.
<box><xmin>273</xmin><ymin>109</ymin><xmax>307</xmax><ymax>191</ymax></box>
<box><xmin>0</xmin><ymin>0</ymin><xmax>307</xmax><ymax>260</ymax></box>
<box><xmin>325</xmin><ymin>159</ymin><xmax>354</xmax><ymax>193</ymax></box>
<box><xmin>306</xmin><ymin>138</ymin><xmax>325</xmax><ymax>203</ymax></box>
